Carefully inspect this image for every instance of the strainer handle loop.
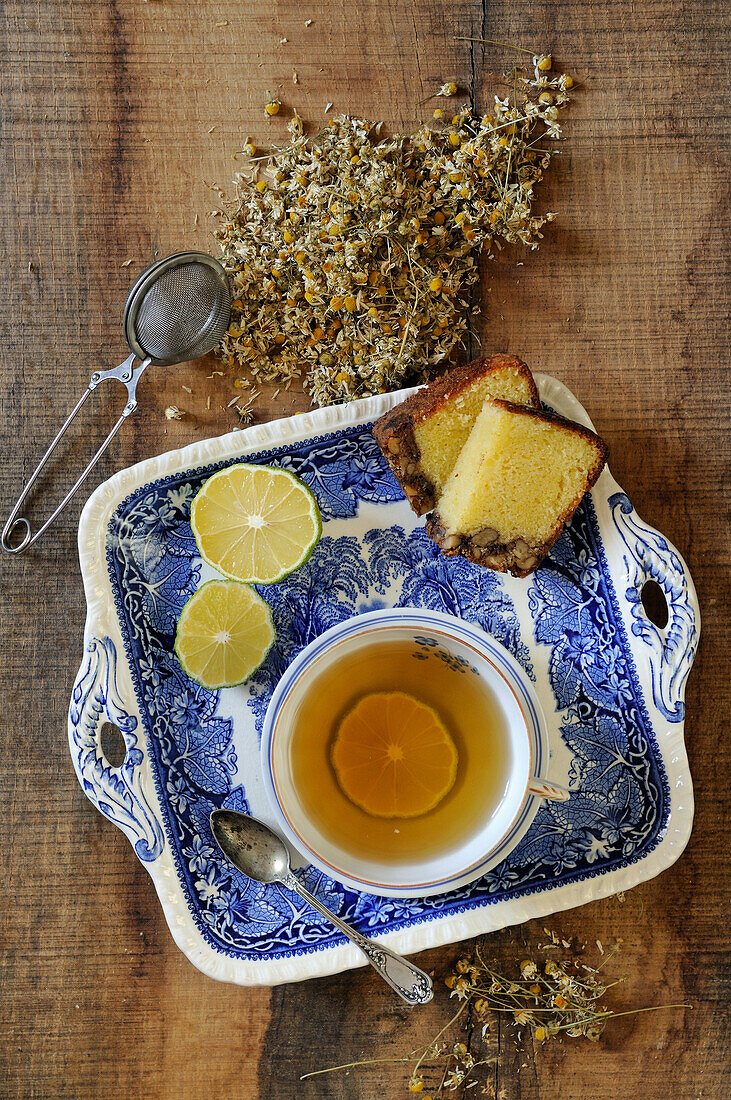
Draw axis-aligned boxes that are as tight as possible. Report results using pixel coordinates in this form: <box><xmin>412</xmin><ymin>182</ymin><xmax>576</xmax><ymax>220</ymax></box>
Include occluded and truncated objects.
<box><xmin>1</xmin><ymin>354</ymin><xmax>150</xmax><ymax>554</ymax></box>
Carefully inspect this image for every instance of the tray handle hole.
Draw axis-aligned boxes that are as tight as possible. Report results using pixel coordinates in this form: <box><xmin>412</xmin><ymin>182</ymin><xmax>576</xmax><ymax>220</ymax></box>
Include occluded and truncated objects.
<box><xmin>641</xmin><ymin>579</ymin><xmax>669</xmax><ymax>629</ymax></box>
<box><xmin>100</xmin><ymin>722</ymin><xmax>126</xmax><ymax>767</ymax></box>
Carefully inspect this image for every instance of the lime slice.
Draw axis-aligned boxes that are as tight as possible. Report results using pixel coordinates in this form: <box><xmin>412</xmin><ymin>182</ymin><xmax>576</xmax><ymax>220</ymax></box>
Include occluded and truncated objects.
<box><xmin>174</xmin><ymin>580</ymin><xmax>275</xmax><ymax>688</ymax></box>
<box><xmin>190</xmin><ymin>464</ymin><xmax>321</xmax><ymax>585</ymax></box>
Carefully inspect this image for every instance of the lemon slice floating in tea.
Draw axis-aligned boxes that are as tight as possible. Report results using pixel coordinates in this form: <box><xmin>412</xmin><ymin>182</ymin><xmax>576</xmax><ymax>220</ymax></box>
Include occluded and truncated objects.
<box><xmin>331</xmin><ymin>691</ymin><xmax>458</xmax><ymax>818</ymax></box>
<box><xmin>174</xmin><ymin>579</ymin><xmax>275</xmax><ymax>688</ymax></box>
<box><xmin>191</xmin><ymin>463</ymin><xmax>321</xmax><ymax>585</ymax></box>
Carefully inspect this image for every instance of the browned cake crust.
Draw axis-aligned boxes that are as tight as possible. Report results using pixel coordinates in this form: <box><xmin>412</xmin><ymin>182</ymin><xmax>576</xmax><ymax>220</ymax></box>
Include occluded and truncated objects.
<box><xmin>425</xmin><ymin>401</ymin><xmax>609</xmax><ymax>578</ymax></box>
<box><xmin>371</xmin><ymin>355</ymin><xmax>539</xmax><ymax>514</ymax></box>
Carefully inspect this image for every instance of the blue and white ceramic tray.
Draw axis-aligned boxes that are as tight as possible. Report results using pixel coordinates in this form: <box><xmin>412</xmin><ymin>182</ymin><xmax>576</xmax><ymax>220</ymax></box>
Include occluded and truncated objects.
<box><xmin>69</xmin><ymin>375</ymin><xmax>699</xmax><ymax>987</ymax></box>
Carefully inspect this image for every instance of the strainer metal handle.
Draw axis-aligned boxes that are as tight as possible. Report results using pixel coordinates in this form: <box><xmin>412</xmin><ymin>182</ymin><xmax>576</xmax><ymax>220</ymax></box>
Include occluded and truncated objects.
<box><xmin>2</xmin><ymin>250</ymin><xmax>230</xmax><ymax>556</ymax></box>
<box><xmin>1</xmin><ymin>353</ymin><xmax>151</xmax><ymax>554</ymax></box>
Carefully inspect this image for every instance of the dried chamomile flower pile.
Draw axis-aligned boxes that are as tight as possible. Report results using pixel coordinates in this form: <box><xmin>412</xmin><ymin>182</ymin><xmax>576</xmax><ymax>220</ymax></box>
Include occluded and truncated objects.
<box><xmin>402</xmin><ymin>946</ymin><xmax>686</xmax><ymax>1095</ymax></box>
<box><xmin>215</xmin><ymin>58</ymin><xmax>572</xmax><ymax>406</ymax></box>
<box><xmin>301</xmin><ymin>940</ymin><xmax>689</xmax><ymax>1096</ymax></box>
<box><xmin>401</xmin><ymin>949</ymin><xmax>626</xmax><ymax>1095</ymax></box>
<box><xmin>445</xmin><ymin>949</ymin><xmax>620</xmax><ymax>1045</ymax></box>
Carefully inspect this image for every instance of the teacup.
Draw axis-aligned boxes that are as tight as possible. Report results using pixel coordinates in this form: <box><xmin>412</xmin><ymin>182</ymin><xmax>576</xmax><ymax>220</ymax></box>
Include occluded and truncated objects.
<box><xmin>260</xmin><ymin>608</ymin><xmax>568</xmax><ymax>898</ymax></box>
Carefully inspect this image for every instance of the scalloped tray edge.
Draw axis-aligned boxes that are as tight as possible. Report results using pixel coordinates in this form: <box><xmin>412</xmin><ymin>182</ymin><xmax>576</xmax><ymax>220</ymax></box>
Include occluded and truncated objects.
<box><xmin>69</xmin><ymin>375</ymin><xmax>699</xmax><ymax>986</ymax></box>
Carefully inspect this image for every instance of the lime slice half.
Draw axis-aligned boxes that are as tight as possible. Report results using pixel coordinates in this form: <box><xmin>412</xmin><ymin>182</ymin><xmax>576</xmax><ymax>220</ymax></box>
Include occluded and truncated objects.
<box><xmin>190</xmin><ymin>463</ymin><xmax>322</xmax><ymax>585</ymax></box>
<box><xmin>174</xmin><ymin>580</ymin><xmax>275</xmax><ymax>688</ymax></box>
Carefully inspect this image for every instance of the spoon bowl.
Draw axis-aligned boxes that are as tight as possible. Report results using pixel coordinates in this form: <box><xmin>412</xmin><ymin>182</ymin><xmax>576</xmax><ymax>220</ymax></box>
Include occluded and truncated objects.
<box><xmin>210</xmin><ymin>810</ymin><xmax>290</xmax><ymax>884</ymax></box>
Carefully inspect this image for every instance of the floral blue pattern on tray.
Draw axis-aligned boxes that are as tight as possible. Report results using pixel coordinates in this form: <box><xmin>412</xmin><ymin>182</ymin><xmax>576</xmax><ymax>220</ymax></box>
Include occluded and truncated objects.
<box><xmin>97</xmin><ymin>420</ymin><xmax>669</xmax><ymax>961</ymax></box>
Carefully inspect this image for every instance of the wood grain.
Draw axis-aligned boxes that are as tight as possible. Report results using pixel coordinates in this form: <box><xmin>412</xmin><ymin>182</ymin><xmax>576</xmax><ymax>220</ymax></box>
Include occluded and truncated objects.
<box><xmin>1</xmin><ymin>1</ymin><xmax>728</xmax><ymax>1097</ymax></box>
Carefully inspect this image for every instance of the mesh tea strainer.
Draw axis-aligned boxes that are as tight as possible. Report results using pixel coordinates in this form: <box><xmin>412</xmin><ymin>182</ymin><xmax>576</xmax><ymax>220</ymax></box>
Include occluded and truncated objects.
<box><xmin>2</xmin><ymin>251</ymin><xmax>231</xmax><ymax>554</ymax></box>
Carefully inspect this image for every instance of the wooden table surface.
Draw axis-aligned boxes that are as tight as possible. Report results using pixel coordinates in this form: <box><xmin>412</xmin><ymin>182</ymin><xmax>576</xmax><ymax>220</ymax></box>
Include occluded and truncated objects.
<box><xmin>2</xmin><ymin>1</ymin><xmax>728</xmax><ymax>1097</ymax></box>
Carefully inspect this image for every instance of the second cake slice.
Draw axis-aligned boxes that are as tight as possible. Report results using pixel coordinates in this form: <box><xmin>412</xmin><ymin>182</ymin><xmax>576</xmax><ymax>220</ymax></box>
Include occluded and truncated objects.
<box><xmin>425</xmin><ymin>399</ymin><xmax>608</xmax><ymax>576</ymax></box>
<box><xmin>372</xmin><ymin>354</ymin><xmax>539</xmax><ymax>515</ymax></box>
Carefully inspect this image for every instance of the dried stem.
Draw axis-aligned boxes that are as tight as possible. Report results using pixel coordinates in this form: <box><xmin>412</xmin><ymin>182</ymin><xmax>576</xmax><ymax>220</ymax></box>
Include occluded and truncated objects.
<box><xmin>454</xmin><ymin>35</ymin><xmax>536</xmax><ymax>55</ymax></box>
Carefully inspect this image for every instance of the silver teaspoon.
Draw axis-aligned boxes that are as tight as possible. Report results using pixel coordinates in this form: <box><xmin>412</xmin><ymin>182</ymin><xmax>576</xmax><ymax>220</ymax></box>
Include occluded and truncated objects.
<box><xmin>210</xmin><ymin>809</ymin><xmax>433</xmax><ymax>1005</ymax></box>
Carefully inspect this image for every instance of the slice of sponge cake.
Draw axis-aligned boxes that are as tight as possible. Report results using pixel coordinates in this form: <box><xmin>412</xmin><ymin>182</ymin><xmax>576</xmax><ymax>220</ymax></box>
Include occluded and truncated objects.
<box><xmin>372</xmin><ymin>355</ymin><xmax>540</xmax><ymax>515</ymax></box>
<box><xmin>425</xmin><ymin>399</ymin><xmax>608</xmax><ymax>577</ymax></box>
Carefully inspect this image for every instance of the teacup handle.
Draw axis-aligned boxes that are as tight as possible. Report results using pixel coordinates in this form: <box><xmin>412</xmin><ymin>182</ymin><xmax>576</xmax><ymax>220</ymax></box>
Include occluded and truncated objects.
<box><xmin>528</xmin><ymin>777</ymin><xmax>570</xmax><ymax>802</ymax></box>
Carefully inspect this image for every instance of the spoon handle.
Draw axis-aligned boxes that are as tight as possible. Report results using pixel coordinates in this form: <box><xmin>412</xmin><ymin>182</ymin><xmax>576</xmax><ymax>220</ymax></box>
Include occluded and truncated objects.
<box><xmin>284</xmin><ymin>873</ymin><xmax>433</xmax><ymax>1005</ymax></box>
